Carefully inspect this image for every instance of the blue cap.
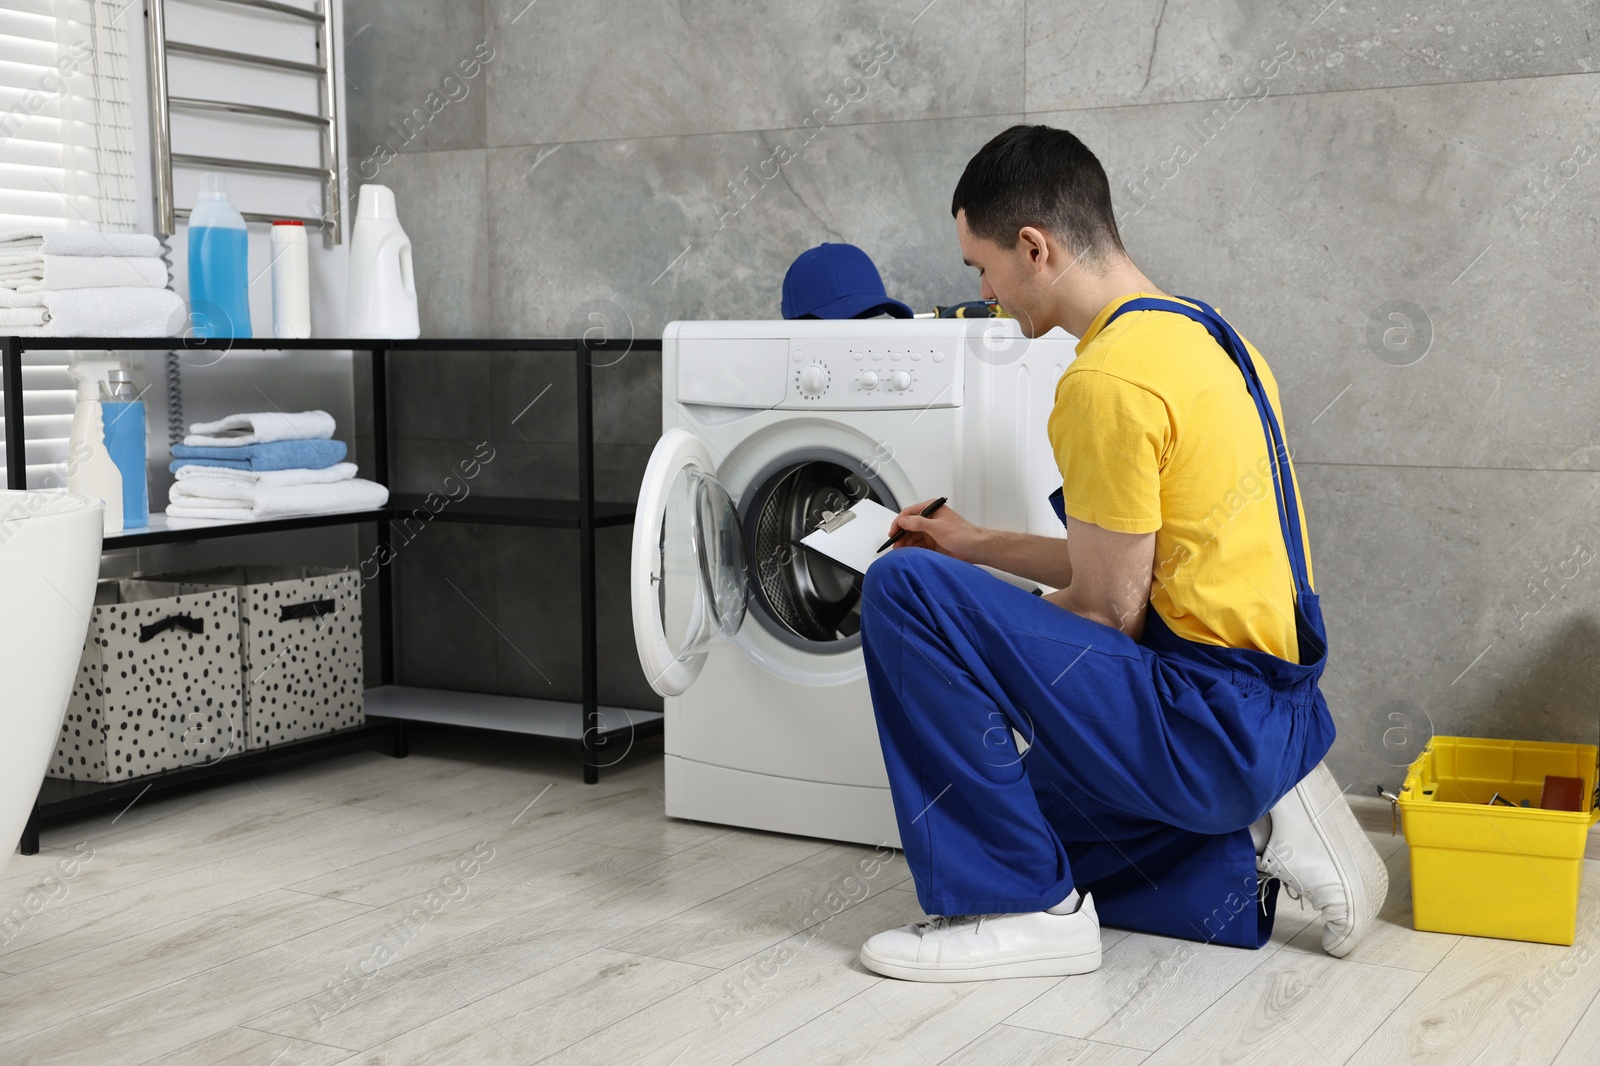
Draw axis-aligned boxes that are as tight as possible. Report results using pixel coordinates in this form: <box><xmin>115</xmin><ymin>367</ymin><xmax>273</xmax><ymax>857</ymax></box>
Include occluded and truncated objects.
<box><xmin>781</xmin><ymin>243</ymin><xmax>913</xmax><ymax>320</ymax></box>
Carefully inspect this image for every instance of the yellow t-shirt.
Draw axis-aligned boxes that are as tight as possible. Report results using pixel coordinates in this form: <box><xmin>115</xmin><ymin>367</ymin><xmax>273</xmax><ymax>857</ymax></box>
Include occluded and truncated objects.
<box><xmin>1046</xmin><ymin>292</ymin><xmax>1314</xmax><ymax>662</ymax></box>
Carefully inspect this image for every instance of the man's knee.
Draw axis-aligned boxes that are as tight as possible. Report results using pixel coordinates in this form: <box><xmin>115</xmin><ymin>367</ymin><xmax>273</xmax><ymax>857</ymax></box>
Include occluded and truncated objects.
<box><xmin>862</xmin><ymin>547</ymin><xmax>958</xmax><ymax>611</ymax></box>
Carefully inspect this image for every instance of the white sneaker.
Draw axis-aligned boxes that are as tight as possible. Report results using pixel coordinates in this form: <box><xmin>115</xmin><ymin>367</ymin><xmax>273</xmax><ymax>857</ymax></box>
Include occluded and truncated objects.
<box><xmin>859</xmin><ymin>892</ymin><xmax>1103</xmax><ymax>982</ymax></box>
<box><xmin>1257</xmin><ymin>761</ymin><xmax>1389</xmax><ymax>957</ymax></box>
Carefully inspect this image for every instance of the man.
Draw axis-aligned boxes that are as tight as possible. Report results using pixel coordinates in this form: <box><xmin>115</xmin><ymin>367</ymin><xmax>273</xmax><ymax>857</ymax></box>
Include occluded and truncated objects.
<box><xmin>855</xmin><ymin>124</ymin><xmax>1387</xmax><ymax>982</ymax></box>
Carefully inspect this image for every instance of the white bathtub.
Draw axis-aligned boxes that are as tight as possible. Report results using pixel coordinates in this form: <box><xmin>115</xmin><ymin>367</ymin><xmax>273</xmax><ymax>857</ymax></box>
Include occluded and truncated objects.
<box><xmin>0</xmin><ymin>490</ymin><xmax>102</xmax><ymax>880</ymax></box>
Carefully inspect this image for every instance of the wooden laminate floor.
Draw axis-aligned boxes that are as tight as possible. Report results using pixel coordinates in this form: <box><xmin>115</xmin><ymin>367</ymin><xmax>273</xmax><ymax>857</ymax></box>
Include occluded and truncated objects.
<box><xmin>3</xmin><ymin>728</ymin><xmax>1598</xmax><ymax>1065</ymax></box>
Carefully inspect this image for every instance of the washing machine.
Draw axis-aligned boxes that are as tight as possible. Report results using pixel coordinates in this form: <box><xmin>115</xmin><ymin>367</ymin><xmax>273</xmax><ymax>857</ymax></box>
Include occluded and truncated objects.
<box><xmin>630</xmin><ymin>318</ymin><xmax>1079</xmax><ymax>848</ymax></box>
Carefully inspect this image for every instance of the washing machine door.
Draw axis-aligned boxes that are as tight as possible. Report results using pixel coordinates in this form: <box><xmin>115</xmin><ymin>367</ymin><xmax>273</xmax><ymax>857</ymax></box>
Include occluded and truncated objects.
<box><xmin>632</xmin><ymin>428</ymin><xmax>749</xmax><ymax>696</ymax></box>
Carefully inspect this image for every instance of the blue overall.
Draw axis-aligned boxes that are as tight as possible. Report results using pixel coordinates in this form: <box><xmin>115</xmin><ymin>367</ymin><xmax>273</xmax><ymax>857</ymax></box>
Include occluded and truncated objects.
<box><xmin>860</xmin><ymin>295</ymin><xmax>1336</xmax><ymax>949</ymax></box>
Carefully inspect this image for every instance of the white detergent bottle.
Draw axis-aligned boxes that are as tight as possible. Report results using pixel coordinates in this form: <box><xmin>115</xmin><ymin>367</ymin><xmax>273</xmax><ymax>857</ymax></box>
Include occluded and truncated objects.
<box><xmin>67</xmin><ymin>360</ymin><xmax>124</xmax><ymax>536</ymax></box>
<box><xmin>347</xmin><ymin>184</ymin><xmax>420</xmax><ymax>338</ymax></box>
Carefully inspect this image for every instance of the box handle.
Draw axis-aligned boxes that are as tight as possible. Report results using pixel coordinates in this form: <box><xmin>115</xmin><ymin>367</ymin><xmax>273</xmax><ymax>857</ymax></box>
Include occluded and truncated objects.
<box><xmin>138</xmin><ymin>613</ymin><xmax>204</xmax><ymax>643</ymax></box>
<box><xmin>281</xmin><ymin>598</ymin><xmax>335</xmax><ymax>623</ymax></box>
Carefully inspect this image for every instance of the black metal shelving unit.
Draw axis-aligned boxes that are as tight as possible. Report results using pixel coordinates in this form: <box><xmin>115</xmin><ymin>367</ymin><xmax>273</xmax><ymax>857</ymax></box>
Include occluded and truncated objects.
<box><xmin>3</xmin><ymin>335</ymin><xmax>661</xmax><ymax>855</ymax></box>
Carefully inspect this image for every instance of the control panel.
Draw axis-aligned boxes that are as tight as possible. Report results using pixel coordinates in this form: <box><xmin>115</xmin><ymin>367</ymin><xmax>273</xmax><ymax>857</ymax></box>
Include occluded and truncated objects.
<box><xmin>782</xmin><ymin>340</ymin><xmax>961</xmax><ymax>409</ymax></box>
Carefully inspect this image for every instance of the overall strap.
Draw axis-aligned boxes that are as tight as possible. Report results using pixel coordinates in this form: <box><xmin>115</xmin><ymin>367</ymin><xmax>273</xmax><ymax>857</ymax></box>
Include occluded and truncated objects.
<box><xmin>1099</xmin><ymin>295</ymin><xmax>1310</xmax><ymax>596</ymax></box>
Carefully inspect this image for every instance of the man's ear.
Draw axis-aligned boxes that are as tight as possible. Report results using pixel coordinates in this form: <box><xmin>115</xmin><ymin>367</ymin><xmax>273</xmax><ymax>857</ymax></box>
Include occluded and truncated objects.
<box><xmin>1017</xmin><ymin>225</ymin><xmax>1050</xmax><ymax>271</ymax></box>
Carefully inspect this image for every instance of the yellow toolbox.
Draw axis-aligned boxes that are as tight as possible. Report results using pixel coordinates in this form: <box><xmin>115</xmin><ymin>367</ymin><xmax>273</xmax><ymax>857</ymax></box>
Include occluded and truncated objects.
<box><xmin>1399</xmin><ymin>736</ymin><xmax>1599</xmax><ymax>945</ymax></box>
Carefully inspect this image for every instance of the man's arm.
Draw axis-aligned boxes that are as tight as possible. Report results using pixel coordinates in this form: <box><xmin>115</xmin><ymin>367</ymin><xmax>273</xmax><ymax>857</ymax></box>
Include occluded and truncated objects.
<box><xmin>881</xmin><ymin>498</ymin><xmax>1073</xmax><ymax>586</ymax></box>
<box><xmin>879</xmin><ymin>502</ymin><xmax>1155</xmax><ymax>627</ymax></box>
<box><xmin>969</xmin><ymin>528</ymin><xmax>1073</xmax><ymax>588</ymax></box>
<box><xmin>1043</xmin><ymin>516</ymin><xmax>1156</xmax><ymax>640</ymax></box>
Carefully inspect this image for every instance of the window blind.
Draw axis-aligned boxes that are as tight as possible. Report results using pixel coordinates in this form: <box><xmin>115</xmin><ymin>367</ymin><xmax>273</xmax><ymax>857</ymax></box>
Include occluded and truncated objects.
<box><xmin>0</xmin><ymin>0</ymin><xmax>139</xmax><ymax>489</ymax></box>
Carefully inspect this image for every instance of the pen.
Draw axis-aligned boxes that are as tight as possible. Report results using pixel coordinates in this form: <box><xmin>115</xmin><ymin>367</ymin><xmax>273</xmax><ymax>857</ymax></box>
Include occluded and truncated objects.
<box><xmin>878</xmin><ymin>496</ymin><xmax>947</xmax><ymax>553</ymax></box>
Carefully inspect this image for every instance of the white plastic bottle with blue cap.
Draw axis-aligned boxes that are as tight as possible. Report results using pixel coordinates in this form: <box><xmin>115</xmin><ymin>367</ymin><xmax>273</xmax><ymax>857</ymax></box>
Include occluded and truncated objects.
<box><xmin>187</xmin><ymin>174</ymin><xmax>252</xmax><ymax>338</ymax></box>
<box><xmin>347</xmin><ymin>184</ymin><xmax>420</xmax><ymax>338</ymax></box>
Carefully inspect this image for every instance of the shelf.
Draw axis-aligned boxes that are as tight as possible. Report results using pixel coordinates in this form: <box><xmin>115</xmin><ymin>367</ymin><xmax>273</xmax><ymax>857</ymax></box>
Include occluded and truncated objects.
<box><xmin>13</xmin><ymin>332</ymin><xmax>642</xmax><ymax>854</ymax></box>
<box><xmin>388</xmin><ymin>494</ymin><xmax>637</xmax><ymax>529</ymax></box>
<box><xmin>366</xmin><ymin>685</ymin><xmax>663</xmax><ymax>742</ymax></box>
<box><xmin>32</xmin><ymin>719</ymin><xmax>402</xmax><ymax>822</ymax></box>
<box><xmin>27</xmin><ymin>686</ymin><xmax>663</xmax><ymax>845</ymax></box>
<box><xmin>98</xmin><ymin>496</ymin><xmax>637</xmax><ymax>550</ymax></box>
<box><xmin>102</xmin><ymin>507</ymin><xmax>389</xmax><ymax>548</ymax></box>
<box><xmin>3</xmin><ymin>337</ymin><xmax>661</xmax><ymax>352</ymax></box>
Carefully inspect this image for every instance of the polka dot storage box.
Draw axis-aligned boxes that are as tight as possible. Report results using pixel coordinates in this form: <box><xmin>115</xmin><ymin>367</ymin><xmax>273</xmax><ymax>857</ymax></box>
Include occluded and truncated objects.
<box><xmin>50</xmin><ymin>577</ymin><xmax>245</xmax><ymax>782</ymax></box>
<box><xmin>151</xmin><ymin>565</ymin><xmax>366</xmax><ymax>749</ymax></box>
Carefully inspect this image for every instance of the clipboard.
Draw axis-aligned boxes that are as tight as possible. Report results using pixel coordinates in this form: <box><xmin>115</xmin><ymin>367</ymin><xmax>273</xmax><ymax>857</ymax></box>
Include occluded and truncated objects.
<box><xmin>795</xmin><ymin>497</ymin><xmax>903</xmax><ymax>576</ymax></box>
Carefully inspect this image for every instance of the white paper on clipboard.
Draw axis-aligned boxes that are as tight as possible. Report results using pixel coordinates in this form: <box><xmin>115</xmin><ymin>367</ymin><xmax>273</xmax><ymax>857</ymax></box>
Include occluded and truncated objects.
<box><xmin>795</xmin><ymin>497</ymin><xmax>904</xmax><ymax>576</ymax></box>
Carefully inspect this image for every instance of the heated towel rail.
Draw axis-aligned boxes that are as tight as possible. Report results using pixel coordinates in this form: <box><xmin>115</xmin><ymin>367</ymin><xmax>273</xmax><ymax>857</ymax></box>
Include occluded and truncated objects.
<box><xmin>144</xmin><ymin>0</ymin><xmax>343</xmax><ymax>244</ymax></box>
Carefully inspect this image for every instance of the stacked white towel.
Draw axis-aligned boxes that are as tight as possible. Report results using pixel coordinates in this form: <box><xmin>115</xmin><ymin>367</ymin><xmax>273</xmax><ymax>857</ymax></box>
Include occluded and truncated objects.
<box><xmin>183</xmin><ymin>410</ymin><xmax>338</xmax><ymax>447</ymax></box>
<box><xmin>167</xmin><ymin>464</ymin><xmax>391</xmax><ymax>522</ymax></box>
<box><xmin>0</xmin><ymin>228</ymin><xmax>182</xmax><ymax>337</ymax></box>
<box><xmin>166</xmin><ymin>414</ymin><xmax>389</xmax><ymax>523</ymax></box>
<box><xmin>0</xmin><ymin>230</ymin><xmax>163</xmax><ymax>257</ymax></box>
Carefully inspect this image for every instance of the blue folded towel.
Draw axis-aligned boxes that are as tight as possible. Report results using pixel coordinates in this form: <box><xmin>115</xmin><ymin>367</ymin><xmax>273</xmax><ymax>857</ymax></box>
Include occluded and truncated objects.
<box><xmin>170</xmin><ymin>438</ymin><xmax>347</xmax><ymax>473</ymax></box>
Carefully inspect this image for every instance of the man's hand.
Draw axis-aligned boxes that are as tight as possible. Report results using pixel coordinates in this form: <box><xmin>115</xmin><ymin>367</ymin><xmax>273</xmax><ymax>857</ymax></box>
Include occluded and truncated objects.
<box><xmin>884</xmin><ymin>498</ymin><xmax>989</xmax><ymax>564</ymax></box>
<box><xmin>887</xmin><ymin>499</ymin><xmax>1074</xmax><ymax>588</ymax></box>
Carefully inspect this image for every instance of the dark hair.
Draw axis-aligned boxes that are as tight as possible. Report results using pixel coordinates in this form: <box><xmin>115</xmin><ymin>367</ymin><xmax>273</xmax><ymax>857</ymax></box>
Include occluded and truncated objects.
<box><xmin>951</xmin><ymin>124</ymin><xmax>1126</xmax><ymax>263</ymax></box>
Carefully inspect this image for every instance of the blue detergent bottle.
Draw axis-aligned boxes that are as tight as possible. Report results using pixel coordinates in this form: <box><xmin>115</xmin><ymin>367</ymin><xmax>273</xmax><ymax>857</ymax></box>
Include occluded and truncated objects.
<box><xmin>187</xmin><ymin>173</ymin><xmax>252</xmax><ymax>338</ymax></box>
<box><xmin>101</xmin><ymin>366</ymin><xmax>148</xmax><ymax>528</ymax></box>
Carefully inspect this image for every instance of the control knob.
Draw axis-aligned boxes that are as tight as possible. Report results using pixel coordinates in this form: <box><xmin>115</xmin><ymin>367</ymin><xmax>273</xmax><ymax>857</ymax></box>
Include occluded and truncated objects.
<box><xmin>798</xmin><ymin>364</ymin><xmax>829</xmax><ymax>396</ymax></box>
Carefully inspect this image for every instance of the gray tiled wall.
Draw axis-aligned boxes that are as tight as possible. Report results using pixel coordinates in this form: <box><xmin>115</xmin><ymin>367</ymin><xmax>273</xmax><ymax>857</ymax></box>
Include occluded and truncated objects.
<box><xmin>346</xmin><ymin>0</ymin><xmax>1600</xmax><ymax>790</ymax></box>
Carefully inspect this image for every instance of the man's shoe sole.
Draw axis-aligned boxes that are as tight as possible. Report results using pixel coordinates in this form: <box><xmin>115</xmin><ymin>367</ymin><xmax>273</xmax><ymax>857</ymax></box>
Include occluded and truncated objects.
<box><xmin>858</xmin><ymin>945</ymin><xmax>1102</xmax><ymax>982</ymax></box>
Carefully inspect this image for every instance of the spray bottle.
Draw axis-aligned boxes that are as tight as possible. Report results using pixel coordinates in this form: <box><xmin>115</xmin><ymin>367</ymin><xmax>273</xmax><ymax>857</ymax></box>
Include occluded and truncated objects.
<box><xmin>67</xmin><ymin>360</ymin><xmax>124</xmax><ymax>537</ymax></box>
<box><xmin>103</xmin><ymin>366</ymin><xmax>148</xmax><ymax>528</ymax></box>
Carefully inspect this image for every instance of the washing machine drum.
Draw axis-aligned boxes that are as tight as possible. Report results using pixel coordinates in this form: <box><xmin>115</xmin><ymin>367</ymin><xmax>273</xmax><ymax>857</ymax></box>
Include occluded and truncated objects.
<box><xmin>744</xmin><ymin>458</ymin><xmax>892</xmax><ymax>644</ymax></box>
